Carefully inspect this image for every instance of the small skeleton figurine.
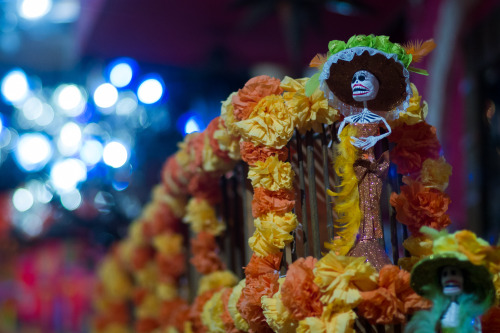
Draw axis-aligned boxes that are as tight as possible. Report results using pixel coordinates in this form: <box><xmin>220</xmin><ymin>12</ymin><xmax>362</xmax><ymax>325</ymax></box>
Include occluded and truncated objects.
<box><xmin>337</xmin><ymin>70</ymin><xmax>392</xmax><ymax>151</ymax></box>
<box><xmin>407</xmin><ymin>228</ymin><xmax>496</xmax><ymax>333</ymax></box>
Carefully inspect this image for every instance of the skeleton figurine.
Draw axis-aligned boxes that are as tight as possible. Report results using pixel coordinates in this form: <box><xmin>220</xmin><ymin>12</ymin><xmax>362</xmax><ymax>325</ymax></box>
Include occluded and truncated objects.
<box><xmin>337</xmin><ymin>70</ymin><xmax>392</xmax><ymax>151</ymax></box>
<box><xmin>440</xmin><ymin>266</ymin><xmax>464</xmax><ymax>330</ymax></box>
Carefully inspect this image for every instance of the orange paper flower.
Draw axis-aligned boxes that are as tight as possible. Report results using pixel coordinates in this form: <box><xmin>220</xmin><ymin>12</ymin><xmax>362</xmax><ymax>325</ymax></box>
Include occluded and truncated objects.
<box><xmin>481</xmin><ymin>306</ymin><xmax>500</xmax><ymax>333</ymax></box>
<box><xmin>190</xmin><ymin>232</ymin><xmax>226</xmax><ymax>275</ymax></box>
<box><xmin>206</xmin><ymin>116</ymin><xmax>232</xmax><ymax>161</ymax></box>
<box><xmin>189</xmin><ymin>289</ymin><xmax>220</xmax><ymax>333</ymax></box>
<box><xmin>357</xmin><ymin>265</ymin><xmax>431</xmax><ymax>325</ymax></box>
<box><xmin>156</xmin><ymin>253</ymin><xmax>186</xmax><ymax>280</ymax></box>
<box><xmin>221</xmin><ymin>288</ymin><xmax>244</xmax><ymax>333</ymax></box>
<box><xmin>245</xmin><ymin>253</ymin><xmax>282</xmax><ymax>279</ymax></box>
<box><xmin>281</xmin><ymin>257</ymin><xmax>323</xmax><ymax>320</ymax></box>
<box><xmin>389</xmin><ymin>121</ymin><xmax>441</xmax><ymax>175</ymax></box>
<box><xmin>159</xmin><ymin>298</ymin><xmax>190</xmax><ymax>332</ymax></box>
<box><xmin>240</xmin><ymin>141</ymin><xmax>288</xmax><ymax>167</ymax></box>
<box><xmin>187</xmin><ymin>173</ymin><xmax>222</xmax><ymax>205</ymax></box>
<box><xmin>232</xmin><ymin>76</ymin><xmax>283</xmax><ymax>121</ymax></box>
<box><xmin>252</xmin><ymin>187</ymin><xmax>295</xmax><ymax>218</ymax></box>
<box><xmin>135</xmin><ymin>318</ymin><xmax>160</xmax><ymax>333</ymax></box>
<box><xmin>237</xmin><ymin>272</ymin><xmax>280</xmax><ymax>333</ymax></box>
<box><xmin>390</xmin><ymin>177</ymin><xmax>451</xmax><ymax>235</ymax></box>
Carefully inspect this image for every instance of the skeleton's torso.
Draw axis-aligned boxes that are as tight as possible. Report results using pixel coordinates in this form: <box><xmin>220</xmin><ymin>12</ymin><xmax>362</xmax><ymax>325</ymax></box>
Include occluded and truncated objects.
<box><xmin>345</xmin><ymin>109</ymin><xmax>383</xmax><ymax>124</ymax></box>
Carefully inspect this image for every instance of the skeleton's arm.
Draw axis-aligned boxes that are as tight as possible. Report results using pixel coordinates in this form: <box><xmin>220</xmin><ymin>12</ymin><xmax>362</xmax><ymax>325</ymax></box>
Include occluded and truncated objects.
<box><xmin>336</xmin><ymin>118</ymin><xmax>347</xmax><ymax>142</ymax></box>
<box><xmin>351</xmin><ymin>118</ymin><xmax>391</xmax><ymax>150</ymax></box>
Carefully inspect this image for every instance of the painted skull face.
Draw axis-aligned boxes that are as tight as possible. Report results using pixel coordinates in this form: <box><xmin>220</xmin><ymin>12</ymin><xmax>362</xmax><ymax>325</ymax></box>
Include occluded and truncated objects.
<box><xmin>440</xmin><ymin>266</ymin><xmax>464</xmax><ymax>297</ymax></box>
<box><xmin>351</xmin><ymin>70</ymin><xmax>379</xmax><ymax>102</ymax></box>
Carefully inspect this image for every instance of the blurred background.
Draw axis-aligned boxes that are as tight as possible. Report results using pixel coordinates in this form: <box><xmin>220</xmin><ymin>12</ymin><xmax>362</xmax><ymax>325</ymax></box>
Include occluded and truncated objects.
<box><xmin>0</xmin><ymin>0</ymin><xmax>499</xmax><ymax>331</ymax></box>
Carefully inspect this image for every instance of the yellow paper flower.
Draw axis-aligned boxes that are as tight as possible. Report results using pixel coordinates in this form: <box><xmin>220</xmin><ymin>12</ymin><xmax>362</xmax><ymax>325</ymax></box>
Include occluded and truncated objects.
<box><xmin>97</xmin><ymin>257</ymin><xmax>133</xmax><ymax>301</ymax></box>
<box><xmin>152</xmin><ymin>185</ymin><xmax>186</xmax><ymax>218</ymax></box>
<box><xmin>214</xmin><ymin>122</ymin><xmax>241</xmax><ymax>161</ymax></box>
<box><xmin>202</xmin><ymin>133</ymin><xmax>228</xmax><ymax>172</ymax></box>
<box><xmin>99</xmin><ymin>323</ymin><xmax>130</xmax><ymax>333</ymax></box>
<box><xmin>281</xmin><ymin>76</ymin><xmax>339</xmax><ymax>134</ymax></box>
<box><xmin>314</xmin><ymin>252</ymin><xmax>378</xmax><ymax>308</ymax></box>
<box><xmin>235</xmin><ymin>95</ymin><xmax>295</xmax><ymax>149</ymax></box>
<box><xmin>153</xmin><ymin>233</ymin><xmax>183</xmax><ymax>256</ymax></box>
<box><xmin>390</xmin><ymin>83</ymin><xmax>428</xmax><ymax>127</ymax></box>
<box><xmin>198</xmin><ymin>270</ymin><xmax>238</xmax><ymax>296</ymax></box>
<box><xmin>419</xmin><ymin>157</ymin><xmax>452</xmax><ymax>191</ymax></box>
<box><xmin>184</xmin><ymin>321</ymin><xmax>194</xmax><ymax>333</ymax></box>
<box><xmin>129</xmin><ymin>220</ymin><xmax>146</xmax><ymax>245</ymax></box>
<box><xmin>248</xmin><ymin>211</ymin><xmax>298</xmax><ymax>257</ymax></box>
<box><xmin>135</xmin><ymin>262</ymin><xmax>159</xmax><ymax>290</ymax></box>
<box><xmin>262</xmin><ymin>277</ymin><xmax>298</xmax><ymax>333</ymax></box>
<box><xmin>398</xmin><ymin>236</ymin><xmax>433</xmax><ymax>271</ymax></box>
<box><xmin>156</xmin><ymin>281</ymin><xmax>178</xmax><ymax>301</ymax></box>
<box><xmin>228</xmin><ymin>279</ymin><xmax>250</xmax><ymax>332</ymax></box>
<box><xmin>135</xmin><ymin>292</ymin><xmax>161</xmax><ymax>319</ymax></box>
<box><xmin>183</xmin><ymin>198</ymin><xmax>225</xmax><ymax>236</ymax></box>
<box><xmin>201</xmin><ymin>289</ymin><xmax>226</xmax><ymax>333</ymax></box>
<box><xmin>164</xmin><ymin>327</ymin><xmax>180</xmax><ymax>333</ymax></box>
<box><xmin>220</xmin><ymin>92</ymin><xmax>240</xmax><ymax>138</ymax></box>
<box><xmin>297</xmin><ymin>305</ymin><xmax>357</xmax><ymax>333</ymax></box>
<box><xmin>248</xmin><ymin>155</ymin><xmax>294</xmax><ymax>191</ymax></box>
<box><xmin>455</xmin><ymin>229</ymin><xmax>491</xmax><ymax>266</ymax></box>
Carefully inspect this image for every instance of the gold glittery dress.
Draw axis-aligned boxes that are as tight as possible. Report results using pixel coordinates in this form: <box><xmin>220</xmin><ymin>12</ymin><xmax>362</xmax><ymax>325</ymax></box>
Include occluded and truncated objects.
<box><xmin>347</xmin><ymin>122</ymin><xmax>392</xmax><ymax>270</ymax></box>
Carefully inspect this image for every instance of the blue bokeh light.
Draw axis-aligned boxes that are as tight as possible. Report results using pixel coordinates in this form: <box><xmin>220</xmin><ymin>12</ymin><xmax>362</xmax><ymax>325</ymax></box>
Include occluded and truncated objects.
<box><xmin>107</xmin><ymin>58</ymin><xmax>138</xmax><ymax>88</ymax></box>
<box><xmin>137</xmin><ymin>74</ymin><xmax>166</xmax><ymax>104</ymax></box>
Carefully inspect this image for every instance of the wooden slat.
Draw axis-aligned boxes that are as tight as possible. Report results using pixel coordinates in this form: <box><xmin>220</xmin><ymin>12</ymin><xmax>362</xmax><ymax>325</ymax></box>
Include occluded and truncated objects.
<box><xmin>306</xmin><ymin>131</ymin><xmax>321</xmax><ymax>258</ymax></box>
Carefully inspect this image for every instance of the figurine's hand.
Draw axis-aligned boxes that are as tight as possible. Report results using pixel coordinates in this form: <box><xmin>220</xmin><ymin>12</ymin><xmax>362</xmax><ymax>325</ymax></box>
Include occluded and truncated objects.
<box><xmin>351</xmin><ymin>136</ymin><xmax>378</xmax><ymax>150</ymax></box>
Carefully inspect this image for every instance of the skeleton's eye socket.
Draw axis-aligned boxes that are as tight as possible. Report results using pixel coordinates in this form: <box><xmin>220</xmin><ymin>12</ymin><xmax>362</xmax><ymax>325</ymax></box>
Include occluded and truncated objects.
<box><xmin>351</xmin><ymin>76</ymin><xmax>357</xmax><ymax>84</ymax></box>
<box><xmin>358</xmin><ymin>75</ymin><xmax>365</xmax><ymax>81</ymax></box>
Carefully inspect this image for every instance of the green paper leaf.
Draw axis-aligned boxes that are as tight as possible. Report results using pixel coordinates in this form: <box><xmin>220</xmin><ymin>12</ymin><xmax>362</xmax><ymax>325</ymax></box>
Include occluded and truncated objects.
<box><xmin>305</xmin><ymin>73</ymin><xmax>320</xmax><ymax>97</ymax></box>
<box><xmin>408</xmin><ymin>67</ymin><xmax>429</xmax><ymax>76</ymax></box>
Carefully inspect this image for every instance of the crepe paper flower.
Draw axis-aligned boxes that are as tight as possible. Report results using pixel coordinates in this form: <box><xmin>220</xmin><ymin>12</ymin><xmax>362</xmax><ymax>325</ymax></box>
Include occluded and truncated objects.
<box><xmin>156</xmin><ymin>253</ymin><xmax>186</xmax><ymax>279</ymax></box>
<box><xmin>248</xmin><ymin>156</ymin><xmax>294</xmax><ymax>192</ymax></box>
<box><xmin>187</xmin><ymin>174</ymin><xmax>222</xmax><ymax>205</ymax></box>
<box><xmin>131</xmin><ymin>245</ymin><xmax>155</xmax><ymax>271</ymax></box>
<box><xmin>214</xmin><ymin>118</ymin><xmax>241</xmax><ymax>161</ymax></box>
<box><xmin>135</xmin><ymin>261</ymin><xmax>160</xmax><ymax>290</ymax></box>
<box><xmin>190</xmin><ymin>290</ymin><xmax>219</xmax><ymax>333</ymax></box>
<box><xmin>245</xmin><ymin>252</ymin><xmax>283</xmax><ymax>279</ymax></box>
<box><xmin>202</xmin><ymin>129</ymin><xmax>235</xmax><ymax>173</ymax></box>
<box><xmin>201</xmin><ymin>289</ymin><xmax>226</xmax><ymax>333</ymax></box>
<box><xmin>281</xmin><ymin>76</ymin><xmax>339</xmax><ymax>134</ymax></box>
<box><xmin>236</xmin><ymin>95</ymin><xmax>295</xmax><ymax>149</ymax></box>
<box><xmin>296</xmin><ymin>305</ymin><xmax>357</xmax><ymax>333</ymax></box>
<box><xmin>153</xmin><ymin>233</ymin><xmax>183</xmax><ymax>256</ymax></box>
<box><xmin>314</xmin><ymin>252</ymin><xmax>378</xmax><ymax>308</ymax></box>
<box><xmin>220</xmin><ymin>288</ymin><xmax>244</xmax><ymax>333</ymax></box>
<box><xmin>418</xmin><ymin>157</ymin><xmax>453</xmax><ymax>191</ymax></box>
<box><xmin>161</xmin><ymin>156</ymin><xmax>190</xmax><ymax>196</ymax></box>
<box><xmin>159</xmin><ymin>298</ymin><xmax>190</xmax><ymax>332</ymax></box>
<box><xmin>186</xmin><ymin>131</ymin><xmax>206</xmax><ymax>172</ymax></box>
<box><xmin>228</xmin><ymin>279</ymin><xmax>250</xmax><ymax>332</ymax></box>
<box><xmin>144</xmin><ymin>204</ymin><xmax>179</xmax><ymax>236</ymax></box>
<box><xmin>390</xmin><ymin>177</ymin><xmax>451</xmax><ymax>235</ymax></box>
<box><xmin>262</xmin><ymin>277</ymin><xmax>298</xmax><ymax>333</ymax></box>
<box><xmin>129</xmin><ymin>220</ymin><xmax>147</xmax><ymax>245</ymax></box>
<box><xmin>135</xmin><ymin>292</ymin><xmax>161</xmax><ymax>319</ymax></box>
<box><xmin>252</xmin><ymin>187</ymin><xmax>295</xmax><ymax>218</ymax></box>
<box><xmin>357</xmin><ymin>265</ymin><xmax>431</xmax><ymax>325</ymax></box>
<box><xmin>389</xmin><ymin>121</ymin><xmax>441</xmax><ymax>176</ymax></box>
<box><xmin>190</xmin><ymin>232</ymin><xmax>226</xmax><ymax>275</ymax></box>
<box><xmin>156</xmin><ymin>281</ymin><xmax>178</xmax><ymax>301</ymax></box>
<box><xmin>281</xmin><ymin>257</ymin><xmax>323</xmax><ymax>320</ymax></box>
<box><xmin>220</xmin><ymin>92</ymin><xmax>241</xmax><ymax>138</ymax></box>
<box><xmin>248</xmin><ymin>211</ymin><xmax>298</xmax><ymax>257</ymax></box>
<box><xmin>481</xmin><ymin>306</ymin><xmax>500</xmax><ymax>333</ymax></box>
<box><xmin>240</xmin><ymin>141</ymin><xmax>289</xmax><ymax>167</ymax></box>
<box><xmin>389</xmin><ymin>83</ymin><xmax>428</xmax><ymax>127</ymax></box>
<box><xmin>183</xmin><ymin>198</ymin><xmax>225</xmax><ymax>236</ymax></box>
<box><xmin>232</xmin><ymin>75</ymin><xmax>283</xmax><ymax>121</ymax></box>
<box><xmin>152</xmin><ymin>185</ymin><xmax>187</xmax><ymax>218</ymax></box>
<box><xmin>135</xmin><ymin>318</ymin><xmax>160</xmax><ymax>333</ymax></box>
<box><xmin>198</xmin><ymin>270</ymin><xmax>239</xmax><ymax>296</ymax></box>
<box><xmin>398</xmin><ymin>235</ymin><xmax>433</xmax><ymax>272</ymax></box>
<box><xmin>206</xmin><ymin>117</ymin><xmax>232</xmax><ymax>160</ymax></box>
<box><xmin>237</xmin><ymin>272</ymin><xmax>280</xmax><ymax>333</ymax></box>
<box><xmin>97</xmin><ymin>257</ymin><xmax>133</xmax><ymax>301</ymax></box>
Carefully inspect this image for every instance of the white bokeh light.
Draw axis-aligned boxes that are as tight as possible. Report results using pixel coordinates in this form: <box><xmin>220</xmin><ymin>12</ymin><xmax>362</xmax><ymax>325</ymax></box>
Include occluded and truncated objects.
<box><xmin>27</xmin><ymin>180</ymin><xmax>53</xmax><ymax>204</ymax></box>
<box><xmin>60</xmin><ymin>188</ymin><xmax>82</xmax><ymax>211</ymax></box>
<box><xmin>14</xmin><ymin>133</ymin><xmax>52</xmax><ymax>171</ymax></box>
<box><xmin>184</xmin><ymin>117</ymin><xmax>201</xmax><ymax>134</ymax></box>
<box><xmin>55</xmin><ymin>84</ymin><xmax>85</xmax><ymax>117</ymax></box>
<box><xmin>137</xmin><ymin>78</ymin><xmax>163</xmax><ymax>104</ymax></box>
<box><xmin>19</xmin><ymin>0</ymin><xmax>52</xmax><ymax>20</ymax></box>
<box><xmin>57</xmin><ymin>122</ymin><xmax>81</xmax><ymax>156</ymax></box>
<box><xmin>116</xmin><ymin>92</ymin><xmax>138</xmax><ymax>115</ymax></box>
<box><xmin>50</xmin><ymin>158</ymin><xmax>87</xmax><ymax>192</ymax></box>
<box><xmin>103</xmin><ymin>141</ymin><xmax>128</xmax><ymax>168</ymax></box>
<box><xmin>110</xmin><ymin>63</ymin><xmax>133</xmax><ymax>88</ymax></box>
<box><xmin>80</xmin><ymin>139</ymin><xmax>103</xmax><ymax>165</ymax></box>
<box><xmin>35</xmin><ymin>104</ymin><xmax>55</xmax><ymax>126</ymax></box>
<box><xmin>13</xmin><ymin>188</ymin><xmax>34</xmax><ymax>212</ymax></box>
<box><xmin>1</xmin><ymin>69</ymin><xmax>29</xmax><ymax>104</ymax></box>
<box><xmin>94</xmin><ymin>83</ymin><xmax>118</xmax><ymax>109</ymax></box>
<box><xmin>22</xmin><ymin>97</ymin><xmax>43</xmax><ymax>121</ymax></box>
